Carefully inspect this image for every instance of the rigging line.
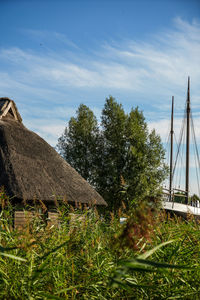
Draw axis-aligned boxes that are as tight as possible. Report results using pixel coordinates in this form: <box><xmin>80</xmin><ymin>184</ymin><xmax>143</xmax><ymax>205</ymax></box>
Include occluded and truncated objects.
<box><xmin>191</xmin><ymin>113</ymin><xmax>200</xmax><ymax>196</ymax></box>
<box><xmin>164</xmin><ymin>109</ymin><xmax>172</xmax><ymax>146</ymax></box>
<box><xmin>173</xmin><ymin>133</ymin><xmax>179</xmax><ymax>186</ymax></box>
<box><xmin>173</xmin><ymin>131</ymin><xmax>182</xmax><ymax>188</ymax></box>
<box><xmin>193</xmin><ymin>144</ymin><xmax>200</xmax><ymax>197</ymax></box>
<box><xmin>166</xmin><ymin>132</ymin><xmax>171</xmax><ymax>166</ymax></box>
<box><xmin>173</xmin><ymin>100</ymin><xmax>188</xmax><ymax>194</ymax></box>
<box><xmin>191</xmin><ymin>112</ymin><xmax>200</xmax><ymax>171</ymax></box>
<box><xmin>174</xmin><ymin>133</ymin><xmax>179</xmax><ymax>158</ymax></box>
<box><xmin>172</xmin><ymin>108</ymin><xmax>186</xmax><ymax>179</ymax></box>
<box><xmin>191</xmin><ymin>132</ymin><xmax>200</xmax><ymax>197</ymax></box>
<box><xmin>174</xmin><ymin>155</ymin><xmax>179</xmax><ymax>190</ymax></box>
<box><xmin>178</xmin><ymin>128</ymin><xmax>186</xmax><ymax>189</ymax></box>
<box><xmin>179</xmin><ymin>130</ymin><xmax>186</xmax><ymax>188</ymax></box>
<box><xmin>174</xmin><ymin>133</ymin><xmax>180</xmax><ymax>188</ymax></box>
<box><xmin>164</xmin><ymin>120</ymin><xmax>171</xmax><ymax>145</ymax></box>
<box><xmin>174</xmin><ymin>128</ymin><xmax>184</xmax><ymax>189</ymax></box>
<box><xmin>173</xmin><ymin>107</ymin><xmax>186</xmax><ymax>178</ymax></box>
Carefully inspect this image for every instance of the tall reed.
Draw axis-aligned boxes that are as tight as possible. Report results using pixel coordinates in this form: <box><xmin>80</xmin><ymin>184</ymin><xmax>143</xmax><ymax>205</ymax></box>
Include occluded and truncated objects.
<box><xmin>0</xmin><ymin>194</ymin><xmax>200</xmax><ymax>299</ymax></box>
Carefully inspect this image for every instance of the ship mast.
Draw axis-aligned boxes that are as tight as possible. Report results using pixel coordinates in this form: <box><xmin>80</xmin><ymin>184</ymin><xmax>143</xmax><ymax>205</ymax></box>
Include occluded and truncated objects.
<box><xmin>169</xmin><ymin>96</ymin><xmax>174</xmax><ymax>201</ymax></box>
<box><xmin>185</xmin><ymin>76</ymin><xmax>190</xmax><ymax>204</ymax></box>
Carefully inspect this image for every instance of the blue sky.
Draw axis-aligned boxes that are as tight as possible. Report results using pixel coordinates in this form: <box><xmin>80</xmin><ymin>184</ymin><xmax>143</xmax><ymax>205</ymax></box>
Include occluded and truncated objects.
<box><xmin>1</xmin><ymin>0</ymin><xmax>200</xmax><ymax>194</ymax></box>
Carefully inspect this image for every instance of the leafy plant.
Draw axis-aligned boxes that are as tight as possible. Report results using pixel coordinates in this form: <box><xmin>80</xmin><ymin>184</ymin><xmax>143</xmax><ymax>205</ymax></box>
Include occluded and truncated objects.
<box><xmin>1</xmin><ymin>196</ymin><xmax>200</xmax><ymax>299</ymax></box>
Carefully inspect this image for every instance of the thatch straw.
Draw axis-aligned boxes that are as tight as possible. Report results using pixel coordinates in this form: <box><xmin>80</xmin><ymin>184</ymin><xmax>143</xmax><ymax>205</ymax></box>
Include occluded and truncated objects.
<box><xmin>0</xmin><ymin>98</ymin><xmax>107</xmax><ymax>206</ymax></box>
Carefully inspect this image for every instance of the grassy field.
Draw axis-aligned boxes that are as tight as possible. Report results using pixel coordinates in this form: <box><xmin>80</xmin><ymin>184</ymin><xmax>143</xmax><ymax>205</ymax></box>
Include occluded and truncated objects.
<box><xmin>0</xmin><ymin>199</ymin><xmax>200</xmax><ymax>299</ymax></box>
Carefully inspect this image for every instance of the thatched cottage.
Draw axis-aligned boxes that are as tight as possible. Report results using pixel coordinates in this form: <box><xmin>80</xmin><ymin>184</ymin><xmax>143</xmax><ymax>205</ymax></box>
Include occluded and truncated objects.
<box><xmin>0</xmin><ymin>98</ymin><xmax>107</xmax><ymax>227</ymax></box>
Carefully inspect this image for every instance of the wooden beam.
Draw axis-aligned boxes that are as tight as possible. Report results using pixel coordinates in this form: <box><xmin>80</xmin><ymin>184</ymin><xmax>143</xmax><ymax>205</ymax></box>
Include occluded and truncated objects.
<box><xmin>10</xmin><ymin>102</ymin><xmax>19</xmax><ymax>121</ymax></box>
<box><xmin>0</xmin><ymin>100</ymin><xmax>22</xmax><ymax>122</ymax></box>
<box><xmin>1</xmin><ymin>101</ymin><xmax>12</xmax><ymax>118</ymax></box>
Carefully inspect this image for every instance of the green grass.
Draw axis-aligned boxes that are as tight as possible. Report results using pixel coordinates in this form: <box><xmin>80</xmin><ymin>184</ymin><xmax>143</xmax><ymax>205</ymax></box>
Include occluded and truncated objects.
<box><xmin>1</xmin><ymin>200</ymin><xmax>200</xmax><ymax>299</ymax></box>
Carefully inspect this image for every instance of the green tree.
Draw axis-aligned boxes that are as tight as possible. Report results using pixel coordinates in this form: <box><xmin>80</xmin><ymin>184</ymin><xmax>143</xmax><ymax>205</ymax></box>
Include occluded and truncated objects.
<box><xmin>57</xmin><ymin>97</ymin><xmax>168</xmax><ymax>211</ymax></box>
<box><xmin>97</xmin><ymin>96</ymin><xmax>128</xmax><ymax>210</ymax></box>
<box><xmin>190</xmin><ymin>194</ymin><xmax>200</xmax><ymax>206</ymax></box>
<box><xmin>99</xmin><ymin>101</ymin><xmax>167</xmax><ymax>209</ymax></box>
<box><xmin>56</xmin><ymin>104</ymin><xmax>99</xmax><ymax>185</ymax></box>
<box><xmin>124</xmin><ymin>107</ymin><xmax>149</xmax><ymax>202</ymax></box>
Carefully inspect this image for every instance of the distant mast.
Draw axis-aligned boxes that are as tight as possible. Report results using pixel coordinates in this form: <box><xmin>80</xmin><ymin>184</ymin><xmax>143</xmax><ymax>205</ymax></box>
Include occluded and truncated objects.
<box><xmin>169</xmin><ymin>96</ymin><xmax>174</xmax><ymax>201</ymax></box>
<box><xmin>185</xmin><ymin>77</ymin><xmax>190</xmax><ymax>204</ymax></box>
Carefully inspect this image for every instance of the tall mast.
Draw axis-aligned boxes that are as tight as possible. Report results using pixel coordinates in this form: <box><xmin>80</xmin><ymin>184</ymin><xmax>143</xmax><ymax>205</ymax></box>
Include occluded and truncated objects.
<box><xmin>169</xmin><ymin>96</ymin><xmax>174</xmax><ymax>201</ymax></box>
<box><xmin>185</xmin><ymin>76</ymin><xmax>190</xmax><ymax>204</ymax></box>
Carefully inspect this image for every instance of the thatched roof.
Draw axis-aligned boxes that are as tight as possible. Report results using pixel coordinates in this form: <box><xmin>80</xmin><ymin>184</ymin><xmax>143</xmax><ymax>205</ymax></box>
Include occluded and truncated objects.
<box><xmin>0</xmin><ymin>98</ymin><xmax>107</xmax><ymax>206</ymax></box>
<box><xmin>0</xmin><ymin>97</ymin><xmax>22</xmax><ymax>123</ymax></box>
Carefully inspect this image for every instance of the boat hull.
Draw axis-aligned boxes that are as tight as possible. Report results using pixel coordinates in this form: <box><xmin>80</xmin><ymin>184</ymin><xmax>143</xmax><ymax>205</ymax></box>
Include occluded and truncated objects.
<box><xmin>162</xmin><ymin>201</ymin><xmax>200</xmax><ymax>219</ymax></box>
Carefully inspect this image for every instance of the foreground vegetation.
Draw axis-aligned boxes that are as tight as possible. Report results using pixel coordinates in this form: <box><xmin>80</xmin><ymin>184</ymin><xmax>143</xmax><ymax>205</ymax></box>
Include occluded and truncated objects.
<box><xmin>1</xmin><ymin>198</ymin><xmax>200</xmax><ymax>299</ymax></box>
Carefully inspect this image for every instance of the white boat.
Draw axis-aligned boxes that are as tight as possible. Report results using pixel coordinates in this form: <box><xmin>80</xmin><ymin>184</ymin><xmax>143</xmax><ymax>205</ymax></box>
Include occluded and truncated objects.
<box><xmin>163</xmin><ymin>201</ymin><xmax>200</xmax><ymax>219</ymax></box>
<box><xmin>162</xmin><ymin>77</ymin><xmax>200</xmax><ymax>219</ymax></box>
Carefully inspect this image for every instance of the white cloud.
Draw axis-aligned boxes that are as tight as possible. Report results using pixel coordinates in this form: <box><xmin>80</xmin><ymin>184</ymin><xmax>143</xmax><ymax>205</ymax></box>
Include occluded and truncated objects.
<box><xmin>0</xmin><ymin>17</ymin><xmax>200</xmax><ymax>148</ymax></box>
<box><xmin>24</xmin><ymin>116</ymin><xmax>67</xmax><ymax>147</ymax></box>
<box><xmin>1</xmin><ymin>17</ymin><xmax>200</xmax><ymax>96</ymax></box>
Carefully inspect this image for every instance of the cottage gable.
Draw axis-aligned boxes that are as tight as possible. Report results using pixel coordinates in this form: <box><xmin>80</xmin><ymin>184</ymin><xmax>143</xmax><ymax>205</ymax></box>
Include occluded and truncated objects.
<box><xmin>0</xmin><ymin>98</ymin><xmax>107</xmax><ymax>207</ymax></box>
<box><xmin>0</xmin><ymin>98</ymin><xmax>22</xmax><ymax>123</ymax></box>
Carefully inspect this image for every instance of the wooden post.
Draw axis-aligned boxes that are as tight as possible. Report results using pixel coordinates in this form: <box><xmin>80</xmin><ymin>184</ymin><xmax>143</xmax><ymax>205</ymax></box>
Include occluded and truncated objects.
<box><xmin>185</xmin><ymin>77</ymin><xmax>190</xmax><ymax>204</ymax></box>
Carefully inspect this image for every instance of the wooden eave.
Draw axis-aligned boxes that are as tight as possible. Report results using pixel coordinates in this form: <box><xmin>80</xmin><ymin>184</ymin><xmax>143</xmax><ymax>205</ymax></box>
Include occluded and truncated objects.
<box><xmin>0</xmin><ymin>99</ymin><xmax>22</xmax><ymax>123</ymax></box>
